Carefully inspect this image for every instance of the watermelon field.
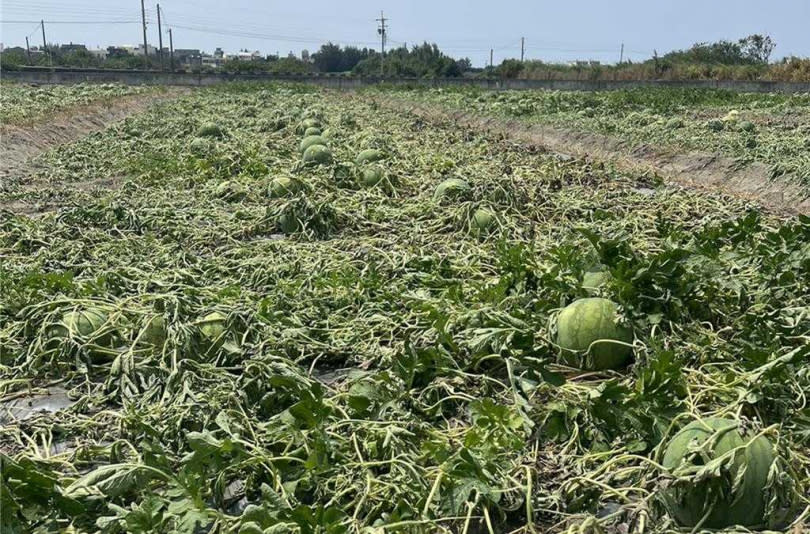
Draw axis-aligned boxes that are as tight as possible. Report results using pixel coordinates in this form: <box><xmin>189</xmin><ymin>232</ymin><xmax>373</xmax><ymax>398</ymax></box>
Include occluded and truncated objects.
<box><xmin>383</xmin><ymin>86</ymin><xmax>810</xmax><ymax>185</ymax></box>
<box><xmin>1</xmin><ymin>82</ymin><xmax>809</xmax><ymax>533</ymax></box>
<box><xmin>0</xmin><ymin>82</ymin><xmax>158</xmax><ymax>126</ymax></box>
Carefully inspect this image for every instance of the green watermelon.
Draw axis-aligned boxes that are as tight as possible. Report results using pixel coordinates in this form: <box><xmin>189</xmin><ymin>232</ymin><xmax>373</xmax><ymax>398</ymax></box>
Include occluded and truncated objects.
<box><xmin>269</xmin><ymin>176</ymin><xmax>304</xmax><ymax>198</ymax></box>
<box><xmin>296</xmin><ymin>118</ymin><xmax>320</xmax><ymax>134</ymax></box>
<box><xmin>304</xmin><ymin>126</ymin><xmax>321</xmax><ymax>137</ymax></box>
<box><xmin>433</xmin><ymin>178</ymin><xmax>471</xmax><ymax>202</ymax></box>
<box><xmin>470</xmin><ymin>208</ymin><xmax>494</xmax><ymax>233</ymax></box>
<box><xmin>707</xmin><ymin>119</ymin><xmax>724</xmax><ymax>132</ymax></box>
<box><xmin>302</xmin><ymin>144</ymin><xmax>333</xmax><ymax>165</ymax></box>
<box><xmin>739</xmin><ymin>120</ymin><xmax>756</xmax><ymax>132</ymax></box>
<box><xmin>197</xmin><ymin>311</ymin><xmax>227</xmax><ymax>347</ymax></box>
<box><xmin>278</xmin><ymin>212</ymin><xmax>300</xmax><ymax>234</ymax></box>
<box><xmin>189</xmin><ymin>138</ymin><xmax>210</xmax><ymax>155</ymax></box>
<box><xmin>215</xmin><ymin>181</ymin><xmax>247</xmax><ymax>201</ymax></box>
<box><xmin>48</xmin><ymin>308</ymin><xmax>112</xmax><ymax>345</ymax></box>
<box><xmin>556</xmin><ymin>297</ymin><xmax>633</xmax><ymax>370</ymax></box>
<box><xmin>197</xmin><ymin>122</ymin><xmax>224</xmax><ymax>138</ymax></box>
<box><xmin>360</xmin><ymin>166</ymin><xmax>385</xmax><ymax>187</ymax></box>
<box><xmin>299</xmin><ymin>135</ymin><xmax>328</xmax><ymax>154</ymax></box>
<box><xmin>661</xmin><ymin>418</ymin><xmax>780</xmax><ymax>529</ymax></box>
<box><xmin>141</xmin><ymin>315</ymin><xmax>167</xmax><ymax>348</ymax></box>
<box><xmin>356</xmin><ymin>148</ymin><xmax>385</xmax><ymax>165</ymax></box>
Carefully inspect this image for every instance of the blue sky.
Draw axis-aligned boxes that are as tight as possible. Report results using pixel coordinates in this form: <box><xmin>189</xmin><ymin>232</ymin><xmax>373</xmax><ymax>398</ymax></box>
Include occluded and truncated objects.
<box><xmin>2</xmin><ymin>0</ymin><xmax>808</xmax><ymax>66</ymax></box>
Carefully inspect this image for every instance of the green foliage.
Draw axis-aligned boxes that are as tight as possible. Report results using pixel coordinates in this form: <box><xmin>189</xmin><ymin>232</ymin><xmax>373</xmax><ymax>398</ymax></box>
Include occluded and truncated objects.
<box><xmin>353</xmin><ymin>43</ymin><xmax>468</xmax><ymax>78</ymax></box>
<box><xmin>1</xmin><ymin>82</ymin><xmax>808</xmax><ymax>534</ymax></box>
<box><xmin>311</xmin><ymin>42</ymin><xmax>375</xmax><ymax>73</ymax></box>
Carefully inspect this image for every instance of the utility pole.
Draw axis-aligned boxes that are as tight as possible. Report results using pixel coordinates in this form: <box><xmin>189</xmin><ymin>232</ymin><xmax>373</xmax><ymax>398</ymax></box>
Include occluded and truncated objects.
<box><xmin>25</xmin><ymin>36</ymin><xmax>31</xmax><ymax>64</ymax></box>
<box><xmin>376</xmin><ymin>11</ymin><xmax>387</xmax><ymax>77</ymax></box>
<box><xmin>140</xmin><ymin>0</ymin><xmax>149</xmax><ymax>69</ymax></box>
<box><xmin>168</xmin><ymin>28</ymin><xmax>174</xmax><ymax>72</ymax></box>
<box><xmin>521</xmin><ymin>37</ymin><xmax>525</xmax><ymax>62</ymax></box>
<box><xmin>490</xmin><ymin>48</ymin><xmax>494</xmax><ymax>68</ymax></box>
<box><xmin>156</xmin><ymin>4</ymin><xmax>164</xmax><ymax>69</ymax></box>
<box><xmin>41</xmin><ymin>20</ymin><xmax>52</xmax><ymax>67</ymax></box>
<box><xmin>619</xmin><ymin>43</ymin><xmax>624</xmax><ymax>64</ymax></box>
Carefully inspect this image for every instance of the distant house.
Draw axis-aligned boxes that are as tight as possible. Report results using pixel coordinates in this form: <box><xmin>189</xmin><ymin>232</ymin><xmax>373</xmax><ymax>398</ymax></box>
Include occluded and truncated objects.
<box><xmin>569</xmin><ymin>60</ymin><xmax>602</xmax><ymax>67</ymax></box>
<box><xmin>174</xmin><ymin>49</ymin><xmax>202</xmax><ymax>65</ymax></box>
<box><xmin>133</xmin><ymin>44</ymin><xmax>158</xmax><ymax>56</ymax></box>
<box><xmin>107</xmin><ymin>46</ymin><xmax>131</xmax><ymax>58</ymax></box>
<box><xmin>60</xmin><ymin>43</ymin><xmax>87</xmax><ymax>53</ymax></box>
<box><xmin>88</xmin><ymin>48</ymin><xmax>108</xmax><ymax>60</ymax></box>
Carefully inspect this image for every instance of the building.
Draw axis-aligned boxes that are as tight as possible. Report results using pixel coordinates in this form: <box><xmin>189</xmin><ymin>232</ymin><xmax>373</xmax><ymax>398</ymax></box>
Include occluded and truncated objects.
<box><xmin>174</xmin><ymin>49</ymin><xmax>202</xmax><ymax>65</ymax></box>
<box><xmin>225</xmin><ymin>49</ymin><xmax>263</xmax><ymax>62</ymax></box>
<box><xmin>106</xmin><ymin>46</ymin><xmax>131</xmax><ymax>58</ymax></box>
<box><xmin>133</xmin><ymin>44</ymin><xmax>158</xmax><ymax>56</ymax></box>
<box><xmin>60</xmin><ymin>43</ymin><xmax>87</xmax><ymax>53</ymax></box>
<box><xmin>87</xmin><ymin>48</ymin><xmax>108</xmax><ymax>60</ymax></box>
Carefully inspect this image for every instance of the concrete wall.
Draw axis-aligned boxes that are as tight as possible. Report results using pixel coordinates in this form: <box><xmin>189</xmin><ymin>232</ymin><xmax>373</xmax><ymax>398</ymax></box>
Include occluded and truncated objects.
<box><xmin>3</xmin><ymin>68</ymin><xmax>810</xmax><ymax>93</ymax></box>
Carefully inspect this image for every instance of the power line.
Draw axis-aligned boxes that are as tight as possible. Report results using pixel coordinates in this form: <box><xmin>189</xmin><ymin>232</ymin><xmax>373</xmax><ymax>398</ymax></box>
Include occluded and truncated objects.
<box><xmin>166</xmin><ymin>22</ymin><xmax>378</xmax><ymax>47</ymax></box>
<box><xmin>1</xmin><ymin>20</ymin><xmax>141</xmax><ymax>24</ymax></box>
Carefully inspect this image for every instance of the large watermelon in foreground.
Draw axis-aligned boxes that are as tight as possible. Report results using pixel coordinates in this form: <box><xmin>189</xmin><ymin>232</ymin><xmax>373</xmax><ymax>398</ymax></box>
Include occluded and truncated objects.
<box><xmin>555</xmin><ymin>297</ymin><xmax>632</xmax><ymax>370</ymax></box>
<box><xmin>660</xmin><ymin>417</ymin><xmax>790</xmax><ymax>529</ymax></box>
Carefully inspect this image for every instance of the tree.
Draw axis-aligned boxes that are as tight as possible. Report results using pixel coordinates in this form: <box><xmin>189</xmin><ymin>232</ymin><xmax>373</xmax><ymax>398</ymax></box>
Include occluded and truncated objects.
<box><xmin>497</xmin><ymin>59</ymin><xmax>524</xmax><ymax>79</ymax></box>
<box><xmin>739</xmin><ymin>34</ymin><xmax>775</xmax><ymax>63</ymax></box>
<box><xmin>311</xmin><ymin>42</ymin><xmax>374</xmax><ymax>72</ymax></box>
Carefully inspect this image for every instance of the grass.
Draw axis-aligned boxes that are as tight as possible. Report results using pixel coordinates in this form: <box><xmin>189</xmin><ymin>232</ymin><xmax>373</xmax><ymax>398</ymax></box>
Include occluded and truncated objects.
<box><xmin>1</xmin><ymin>82</ymin><xmax>808</xmax><ymax>533</ymax></box>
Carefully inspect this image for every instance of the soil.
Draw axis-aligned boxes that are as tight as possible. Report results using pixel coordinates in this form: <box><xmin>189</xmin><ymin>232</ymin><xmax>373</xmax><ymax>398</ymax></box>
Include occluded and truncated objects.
<box><xmin>1</xmin><ymin>89</ymin><xmax>187</xmax><ymax>215</ymax></box>
<box><xmin>375</xmin><ymin>97</ymin><xmax>810</xmax><ymax>215</ymax></box>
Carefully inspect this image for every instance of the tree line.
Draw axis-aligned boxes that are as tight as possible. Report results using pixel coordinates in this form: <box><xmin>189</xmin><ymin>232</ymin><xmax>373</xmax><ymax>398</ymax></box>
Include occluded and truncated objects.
<box><xmin>2</xmin><ymin>34</ymin><xmax>807</xmax><ymax>82</ymax></box>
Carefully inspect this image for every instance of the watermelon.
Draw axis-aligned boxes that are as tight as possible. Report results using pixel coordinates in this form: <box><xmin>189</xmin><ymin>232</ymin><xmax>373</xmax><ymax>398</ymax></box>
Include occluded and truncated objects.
<box><xmin>433</xmin><ymin>178</ymin><xmax>471</xmax><ymax>202</ymax></box>
<box><xmin>47</xmin><ymin>308</ymin><xmax>116</xmax><ymax>362</ymax></box>
<box><xmin>707</xmin><ymin>119</ymin><xmax>724</xmax><ymax>132</ymax></box>
<box><xmin>215</xmin><ymin>181</ymin><xmax>247</xmax><ymax>201</ymax></box>
<box><xmin>197</xmin><ymin>311</ymin><xmax>227</xmax><ymax>348</ymax></box>
<box><xmin>360</xmin><ymin>166</ymin><xmax>385</xmax><ymax>187</ymax></box>
<box><xmin>739</xmin><ymin>120</ymin><xmax>756</xmax><ymax>132</ymax></box>
<box><xmin>296</xmin><ymin>118</ymin><xmax>320</xmax><ymax>134</ymax></box>
<box><xmin>356</xmin><ymin>149</ymin><xmax>385</xmax><ymax>165</ymax></box>
<box><xmin>300</xmin><ymin>135</ymin><xmax>328</xmax><ymax>154</ymax></box>
<box><xmin>661</xmin><ymin>418</ymin><xmax>781</xmax><ymax>529</ymax></box>
<box><xmin>197</xmin><ymin>122</ymin><xmax>224</xmax><ymax>138</ymax></box>
<box><xmin>141</xmin><ymin>315</ymin><xmax>167</xmax><ymax>348</ymax></box>
<box><xmin>189</xmin><ymin>138</ymin><xmax>210</xmax><ymax>155</ymax></box>
<box><xmin>302</xmin><ymin>145</ymin><xmax>333</xmax><ymax>165</ymax></box>
<box><xmin>48</xmin><ymin>308</ymin><xmax>112</xmax><ymax>345</ymax></box>
<box><xmin>278</xmin><ymin>212</ymin><xmax>300</xmax><ymax>234</ymax></box>
<box><xmin>304</xmin><ymin>126</ymin><xmax>321</xmax><ymax>137</ymax></box>
<box><xmin>470</xmin><ymin>208</ymin><xmax>494</xmax><ymax>233</ymax></box>
<box><xmin>269</xmin><ymin>176</ymin><xmax>304</xmax><ymax>198</ymax></box>
<box><xmin>556</xmin><ymin>297</ymin><xmax>633</xmax><ymax>370</ymax></box>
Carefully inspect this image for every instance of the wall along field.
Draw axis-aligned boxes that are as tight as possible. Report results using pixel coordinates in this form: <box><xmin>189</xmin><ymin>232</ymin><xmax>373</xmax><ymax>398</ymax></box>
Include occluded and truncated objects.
<box><xmin>0</xmin><ymin>83</ymin><xmax>808</xmax><ymax>533</ymax></box>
